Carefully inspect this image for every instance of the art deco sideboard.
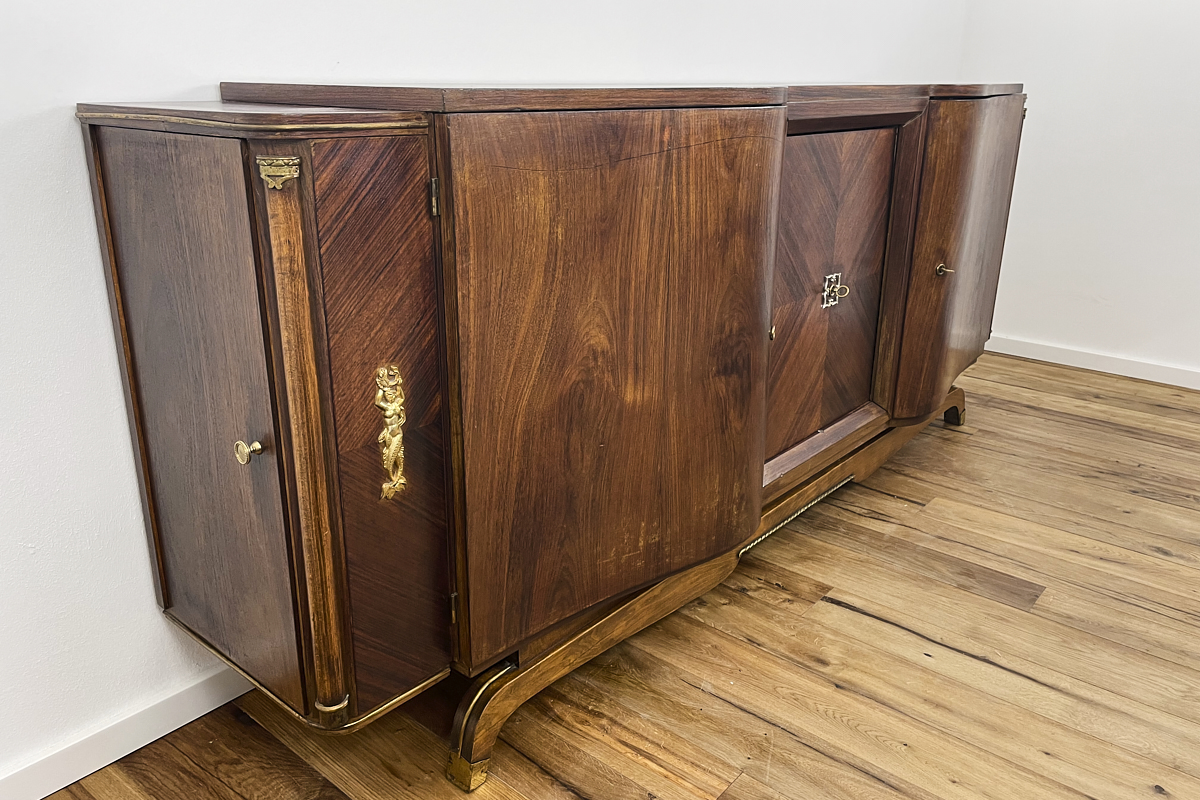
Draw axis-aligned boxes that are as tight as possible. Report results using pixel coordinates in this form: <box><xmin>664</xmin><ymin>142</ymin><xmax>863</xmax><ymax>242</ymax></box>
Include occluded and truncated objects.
<box><xmin>78</xmin><ymin>81</ymin><xmax>1024</xmax><ymax>790</ymax></box>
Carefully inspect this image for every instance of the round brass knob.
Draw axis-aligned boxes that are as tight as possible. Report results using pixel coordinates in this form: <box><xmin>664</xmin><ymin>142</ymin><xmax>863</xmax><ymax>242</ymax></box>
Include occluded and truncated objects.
<box><xmin>234</xmin><ymin>440</ymin><xmax>263</xmax><ymax>465</ymax></box>
<box><xmin>935</xmin><ymin>263</ymin><xmax>955</xmax><ymax>276</ymax></box>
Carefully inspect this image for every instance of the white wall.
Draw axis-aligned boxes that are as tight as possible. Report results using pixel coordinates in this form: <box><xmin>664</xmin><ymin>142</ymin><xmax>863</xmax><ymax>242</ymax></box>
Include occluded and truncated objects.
<box><xmin>964</xmin><ymin>0</ymin><xmax>1200</xmax><ymax>386</ymax></box>
<box><xmin>0</xmin><ymin>2</ymin><xmax>968</xmax><ymax>797</ymax></box>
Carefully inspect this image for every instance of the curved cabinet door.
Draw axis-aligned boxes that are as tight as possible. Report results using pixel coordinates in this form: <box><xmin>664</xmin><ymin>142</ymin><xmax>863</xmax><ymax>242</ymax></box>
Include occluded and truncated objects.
<box><xmin>447</xmin><ymin>106</ymin><xmax>784</xmax><ymax>668</ymax></box>
<box><xmin>892</xmin><ymin>94</ymin><xmax>1025</xmax><ymax>421</ymax></box>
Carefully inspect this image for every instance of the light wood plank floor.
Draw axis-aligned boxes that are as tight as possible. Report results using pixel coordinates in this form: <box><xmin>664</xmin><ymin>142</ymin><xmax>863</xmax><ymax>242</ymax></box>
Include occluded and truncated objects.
<box><xmin>54</xmin><ymin>353</ymin><xmax>1200</xmax><ymax>800</ymax></box>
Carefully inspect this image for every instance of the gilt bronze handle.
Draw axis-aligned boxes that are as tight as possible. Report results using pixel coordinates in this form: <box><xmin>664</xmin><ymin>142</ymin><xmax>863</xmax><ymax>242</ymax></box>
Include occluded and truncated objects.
<box><xmin>375</xmin><ymin>366</ymin><xmax>407</xmax><ymax>500</ymax></box>
<box><xmin>935</xmin><ymin>263</ymin><xmax>955</xmax><ymax>276</ymax></box>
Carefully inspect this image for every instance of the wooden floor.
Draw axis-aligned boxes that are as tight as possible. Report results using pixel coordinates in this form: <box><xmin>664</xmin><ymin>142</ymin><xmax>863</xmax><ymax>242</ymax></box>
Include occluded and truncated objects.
<box><xmin>54</xmin><ymin>353</ymin><xmax>1200</xmax><ymax>800</ymax></box>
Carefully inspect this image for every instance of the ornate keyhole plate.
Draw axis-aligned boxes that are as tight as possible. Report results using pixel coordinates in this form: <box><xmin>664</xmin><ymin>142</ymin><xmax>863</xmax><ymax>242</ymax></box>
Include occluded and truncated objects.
<box><xmin>822</xmin><ymin>273</ymin><xmax>851</xmax><ymax>308</ymax></box>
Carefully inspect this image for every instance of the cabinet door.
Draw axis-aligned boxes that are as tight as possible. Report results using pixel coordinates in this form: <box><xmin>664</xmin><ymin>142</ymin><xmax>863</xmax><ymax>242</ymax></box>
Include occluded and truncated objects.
<box><xmin>767</xmin><ymin>128</ymin><xmax>894</xmax><ymax>460</ymax></box>
<box><xmin>892</xmin><ymin>94</ymin><xmax>1025</xmax><ymax>420</ymax></box>
<box><xmin>309</xmin><ymin>135</ymin><xmax>452</xmax><ymax>713</ymax></box>
<box><xmin>95</xmin><ymin>127</ymin><xmax>304</xmax><ymax>710</ymax></box>
<box><xmin>447</xmin><ymin>107</ymin><xmax>784</xmax><ymax>667</ymax></box>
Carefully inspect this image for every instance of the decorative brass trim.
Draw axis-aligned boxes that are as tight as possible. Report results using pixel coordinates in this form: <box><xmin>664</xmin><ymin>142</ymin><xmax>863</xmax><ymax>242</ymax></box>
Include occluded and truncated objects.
<box><xmin>447</xmin><ymin>752</ymin><xmax>491</xmax><ymax>792</ymax></box>
<box><xmin>821</xmin><ymin>273</ymin><xmax>851</xmax><ymax>308</ymax></box>
<box><xmin>313</xmin><ymin>695</ymin><xmax>349</xmax><ymax>713</ymax></box>
<box><xmin>257</xmin><ymin>156</ymin><xmax>301</xmax><ymax>190</ymax></box>
<box><xmin>165</xmin><ymin>610</ymin><xmax>449</xmax><ymax>733</ymax></box>
<box><xmin>739</xmin><ymin>475</ymin><xmax>854</xmax><ymax>557</ymax></box>
<box><xmin>375</xmin><ymin>365</ymin><xmax>407</xmax><ymax>499</ymax></box>
<box><xmin>75</xmin><ymin>111</ymin><xmax>428</xmax><ymax>132</ymax></box>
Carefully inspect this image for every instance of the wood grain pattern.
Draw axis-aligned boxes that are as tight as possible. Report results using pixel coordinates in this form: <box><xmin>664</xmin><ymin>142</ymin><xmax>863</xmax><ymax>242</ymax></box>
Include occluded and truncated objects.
<box><xmin>220</xmin><ymin>82</ymin><xmax>787</xmax><ymax>112</ymax></box>
<box><xmin>767</xmin><ymin>128</ymin><xmax>894</xmax><ymax>460</ymax></box>
<box><xmin>449</xmin><ymin>107</ymin><xmax>783</xmax><ymax>667</ymax></box>
<box><xmin>309</xmin><ymin>135</ymin><xmax>453</xmax><ymax>713</ymax></box>
<box><xmin>94</xmin><ymin>126</ymin><xmax>304</xmax><ymax>710</ymax></box>
<box><xmin>892</xmin><ymin>94</ymin><xmax>1026</xmax><ymax>420</ymax></box>
<box><xmin>82</xmin><ymin>124</ymin><xmax>168</xmax><ymax>607</ymax></box>
<box><xmin>65</xmin><ymin>355</ymin><xmax>1200</xmax><ymax>800</ymax></box>
<box><xmin>251</xmin><ymin>139</ymin><xmax>350</xmax><ymax>718</ymax></box>
<box><xmin>870</xmin><ymin>110</ymin><xmax>928</xmax><ymax>416</ymax></box>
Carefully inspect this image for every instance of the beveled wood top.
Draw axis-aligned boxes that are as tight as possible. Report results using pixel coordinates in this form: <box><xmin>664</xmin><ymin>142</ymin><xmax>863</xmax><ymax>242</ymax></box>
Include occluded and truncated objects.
<box><xmin>76</xmin><ymin>101</ymin><xmax>428</xmax><ymax>133</ymax></box>
<box><xmin>930</xmin><ymin>83</ymin><xmax>1024</xmax><ymax>98</ymax></box>
<box><xmin>220</xmin><ymin>83</ymin><xmax>789</xmax><ymax>112</ymax></box>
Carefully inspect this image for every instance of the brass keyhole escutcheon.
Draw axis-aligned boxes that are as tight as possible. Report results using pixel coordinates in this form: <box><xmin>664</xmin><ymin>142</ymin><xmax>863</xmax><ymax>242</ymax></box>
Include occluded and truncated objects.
<box><xmin>234</xmin><ymin>440</ymin><xmax>263</xmax><ymax>465</ymax></box>
<box><xmin>935</xmin><ymin>263</ymin><xmax>955</xmax><ymax>276</ymax></box>
<box><xmin>822</xmin><ymin>273</ymin><xmax>851</xmax><ymax>308</ymax></box>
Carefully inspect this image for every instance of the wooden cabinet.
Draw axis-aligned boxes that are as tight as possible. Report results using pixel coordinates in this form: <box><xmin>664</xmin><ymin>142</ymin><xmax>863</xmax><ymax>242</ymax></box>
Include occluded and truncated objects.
<box><xmin>79</xmin><ymin>81</ymin><xmax>1023</xmax><ymax>791</ymax></box>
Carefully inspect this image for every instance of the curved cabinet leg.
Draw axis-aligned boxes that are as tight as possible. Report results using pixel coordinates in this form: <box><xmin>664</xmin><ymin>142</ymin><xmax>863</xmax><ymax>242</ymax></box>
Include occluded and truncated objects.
<box><xmin>445</xmin><ymin>551</ymin><xmax>738</xmax><ymax>791</ymax></box>
<box><xmin>943</xmin><ymin>385</ymin><xmax>967</xmax><ymax>426</ymax></box>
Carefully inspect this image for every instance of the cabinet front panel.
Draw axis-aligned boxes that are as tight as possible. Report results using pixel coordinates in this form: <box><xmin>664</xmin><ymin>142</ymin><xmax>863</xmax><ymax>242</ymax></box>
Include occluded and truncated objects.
<box><xmin>892</xmin><ymin>94</ymin><xmax>1024</xmax><ymax>420</ymax></box>
<box><xmin>766</xmin><ymin>128</ymin><xmax>895</xmax><ymax>460</ymax></box>
<box><xmin>449</xmin><ymin>107</ymin><xmax>783</xmax><ymax>665</ymax></box>
<box><xmin>96</xmin><ymin>127</ymin><xmax>305</xmax><ymax>709</ymax></box>
<box><xmin>310</xmin><ymin>134</ymin><xmax>452</xmax><ymax>712</ymax></box>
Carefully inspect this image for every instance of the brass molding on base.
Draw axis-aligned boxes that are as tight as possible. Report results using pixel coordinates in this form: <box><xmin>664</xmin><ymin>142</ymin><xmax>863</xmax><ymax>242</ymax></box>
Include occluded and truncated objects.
<box><xmin>739</xmin><ymin>474</ymin><xmax>855</xmax><ymax>557</ymax></box>
<box><xmin>313</xmin><ymin>694</ymin><xmax>351</xmax><ymax>728</ymax></box>
<box><xmin>374</xmin><ymin>365</ymin><xmax>407</xmax><ymax>500</ymax></box>
<box><xmin>446</xmin><ymin>752</ymin><xmax>491</xmax><ymax>793</ymax></box>
<box><xmin>256</xmin><ymin>155</ymin><xmax>301</xmax><ymax>189</ymax></box>
<box><xmin>163</xmin><ymin>610</ymin><xmax>449</xmax><ymax>734</ymax></box>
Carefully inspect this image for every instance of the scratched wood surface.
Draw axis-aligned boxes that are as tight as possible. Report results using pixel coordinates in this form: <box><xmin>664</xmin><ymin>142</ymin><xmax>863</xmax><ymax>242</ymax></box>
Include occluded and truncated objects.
<box><xmin>58</xmin><ymin>353</ymin><xmax>1200</xmax><ymax>799</ymax></box>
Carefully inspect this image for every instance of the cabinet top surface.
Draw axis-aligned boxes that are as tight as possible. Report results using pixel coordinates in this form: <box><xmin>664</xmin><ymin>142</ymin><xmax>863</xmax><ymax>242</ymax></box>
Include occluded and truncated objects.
<box><xmin>211</xmin><ymin>82</ymin><xmax>1022</xmax><ymax>113</ymax></box>
<box><xmin>78</xmin><ymin>84</ymin><xmax>1024</xmax><ymax>131</ymax></box>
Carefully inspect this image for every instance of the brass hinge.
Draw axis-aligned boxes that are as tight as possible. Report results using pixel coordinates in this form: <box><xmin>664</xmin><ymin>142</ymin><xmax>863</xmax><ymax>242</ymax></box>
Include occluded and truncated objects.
<box><xmin>430</xmin><ymin>176</ymin><xmax>440</xmax><ymax>217</ymax></box>
<box><xmin>449</xmin><ymin>591</ymin><xmax>458</xmax><ymax>625</ymax></box>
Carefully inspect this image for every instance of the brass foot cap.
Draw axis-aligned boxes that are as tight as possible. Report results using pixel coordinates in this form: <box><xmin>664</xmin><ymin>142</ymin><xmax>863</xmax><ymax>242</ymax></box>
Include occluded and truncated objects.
<box><xmin>447</xmin><ymin>752</ymin><xmax>490</xmax><ymax>792</ymax></box>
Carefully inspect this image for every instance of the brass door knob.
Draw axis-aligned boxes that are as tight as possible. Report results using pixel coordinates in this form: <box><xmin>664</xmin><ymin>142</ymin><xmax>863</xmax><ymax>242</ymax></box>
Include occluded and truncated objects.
<box><xmin>935</xmin><ymin>263</ymin><xmax>955</xmax><ymax>276</ymax></box>
<box><xmin>234</xmin><ymin>440</ymin><xmax>263</xmax><ymax>465</ymax></box>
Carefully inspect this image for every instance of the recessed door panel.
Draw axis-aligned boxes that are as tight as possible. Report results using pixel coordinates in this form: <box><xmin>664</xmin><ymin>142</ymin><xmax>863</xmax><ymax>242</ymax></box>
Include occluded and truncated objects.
<box><xmin>767</xmin><ymin>128</ymin><xmax>895</xmax><ymax>460</ymax></box>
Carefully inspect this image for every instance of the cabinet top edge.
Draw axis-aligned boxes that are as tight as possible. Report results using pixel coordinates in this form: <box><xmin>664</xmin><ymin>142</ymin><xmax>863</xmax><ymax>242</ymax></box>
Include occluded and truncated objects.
<box><xmin>76</xmin><ymin>101</ymin><xmax>429</xmax><ymax>133</ymax></box>
<box><xmin>218</xmin><ymin>82</ymin><xmax>790</xmax><ymax>112</ymax></box>
<box><xmin>928</xmin><ymin>83</ymin><xmax>1024</xmax><ymax>98</ymax></box>
<box><xmin>786</xmin><ymin>83</ymin><xmax>1023</xmax><ymax>101</ymax></box>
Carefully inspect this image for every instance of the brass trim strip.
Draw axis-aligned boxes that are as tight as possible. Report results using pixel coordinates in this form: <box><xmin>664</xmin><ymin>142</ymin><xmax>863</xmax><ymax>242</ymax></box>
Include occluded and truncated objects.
<box><xmin>164</xmin><ymin>612</ymin><xmax>449</xmax><ymax>734</ymax></box>
<box><xmin>74</xmin><ymin>112</ymin><xmax>428</xmax><ymax>132</ymax></box>
<box><xmin>739</xmin><ymin>475</ymin><xmax>854</xmax><ymax>557</ymax></box>
<box><xmin>453</xmin><ymin>662</ymin><xmax>519</xmax><ymax>754</ymax></box>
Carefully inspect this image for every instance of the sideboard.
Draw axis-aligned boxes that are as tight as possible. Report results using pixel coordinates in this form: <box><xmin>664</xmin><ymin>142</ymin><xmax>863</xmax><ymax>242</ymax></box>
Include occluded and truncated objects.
<box><xmin>78</xmin><ymin>81</ymin><xmax>1024</xmax><ymax>790</ymax></box>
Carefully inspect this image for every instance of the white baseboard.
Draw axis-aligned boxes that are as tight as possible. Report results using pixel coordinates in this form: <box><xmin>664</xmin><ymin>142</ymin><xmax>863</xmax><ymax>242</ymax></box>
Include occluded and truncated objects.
<box><xmin>0</xmin><ymin>668</ymin><xmax>251</xmax><ymax>800</ymax></box>
<box><xmin>985</xmin><ymin>335</ymin><xmax>1200</xmax><ymax>392</ymax></box>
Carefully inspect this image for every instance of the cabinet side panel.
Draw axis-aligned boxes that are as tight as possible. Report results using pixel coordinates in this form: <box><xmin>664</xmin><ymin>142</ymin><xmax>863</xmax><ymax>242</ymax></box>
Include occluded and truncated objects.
<box><xmin>893</xmin><ymin>95</ymin><xmax>1025</xmax><ymax>419</ymax></box>
<box><xmin>310</xmin><ymin>135</ymin><xmax>452</xmax><ymax>711</ymax></box>
<box><xmin>767</xmin><ymin>128</ymin><xmax>894</xmax><ymax>459</ymax></box>
<box><xmin>450</xmin><ymin>108</ymin><xmax>780</xmax><ymax>666</ymax></box>
<box><xmin>95</xmin><ymin>126</ymin><xmax>304</xmax><ymax>709</ymax></box>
